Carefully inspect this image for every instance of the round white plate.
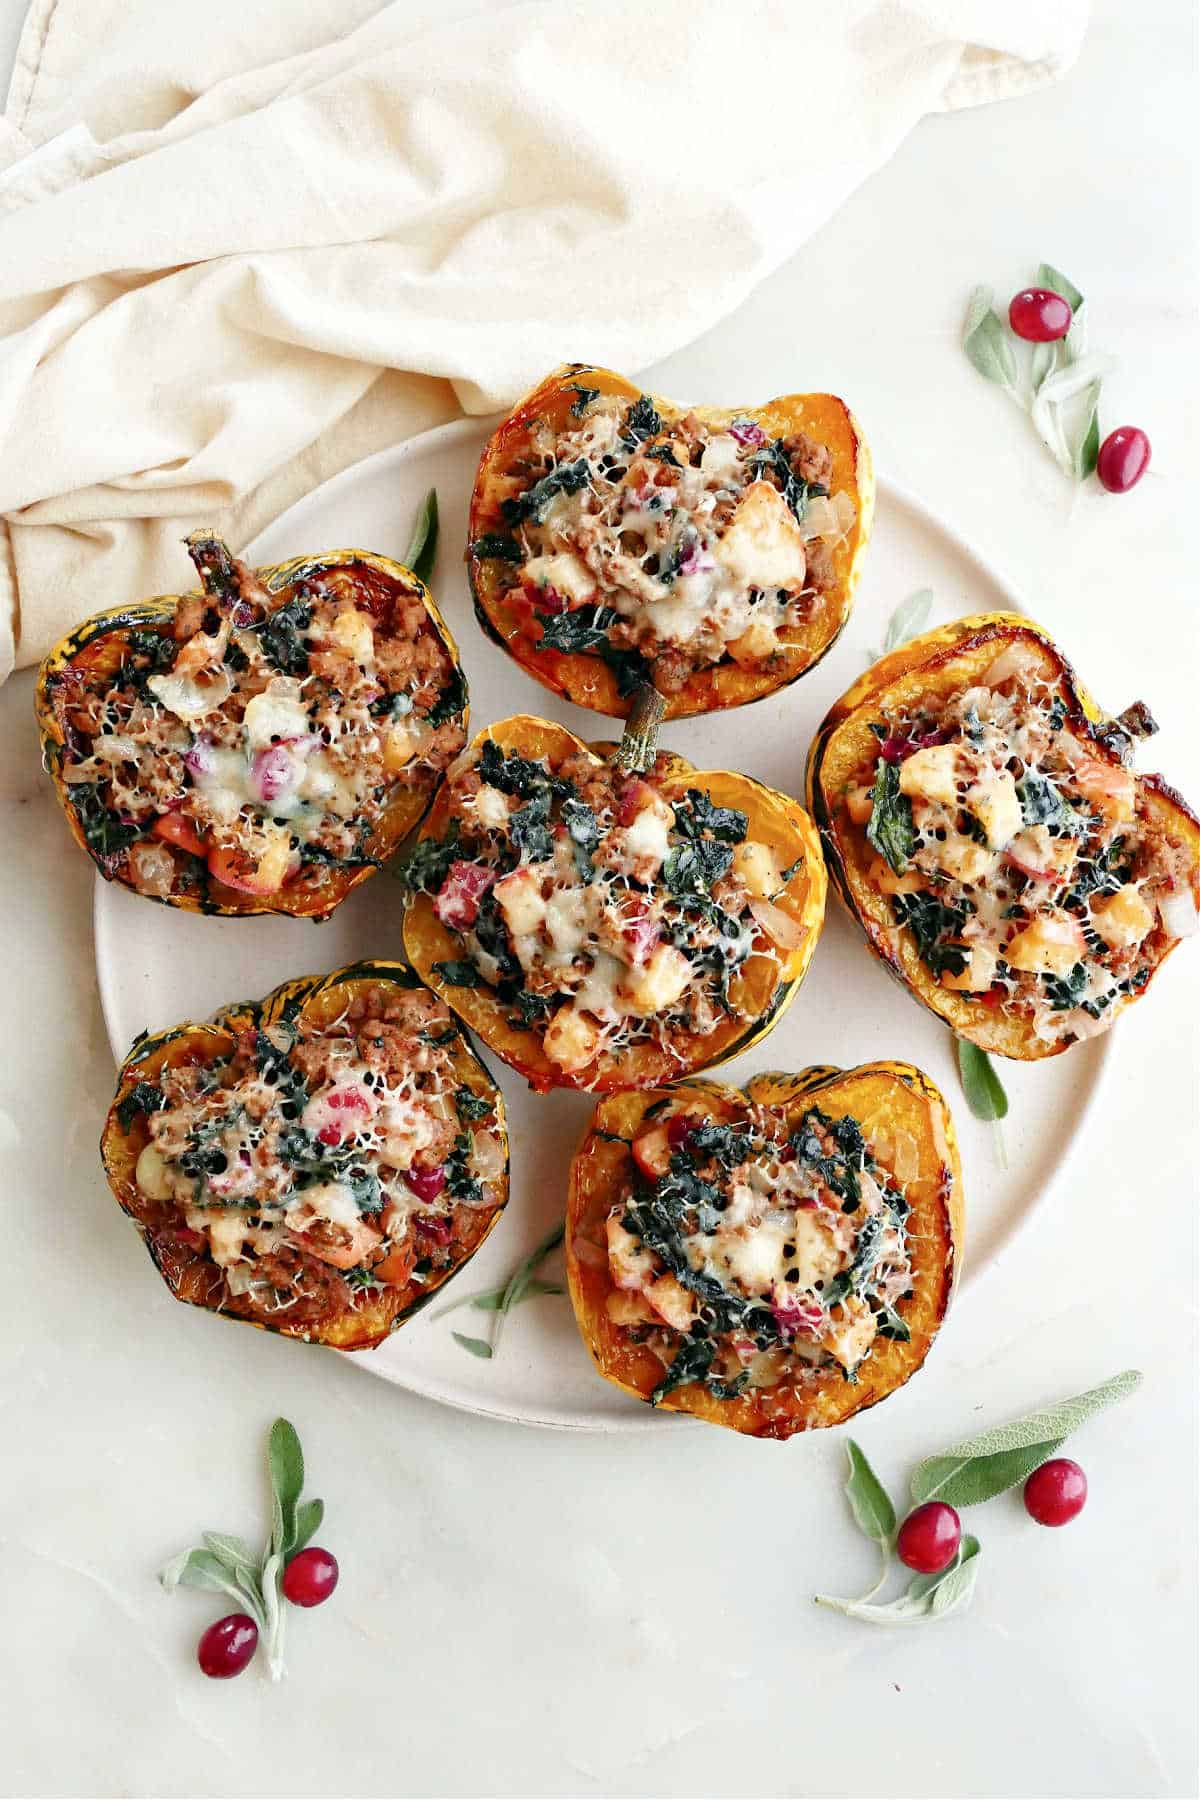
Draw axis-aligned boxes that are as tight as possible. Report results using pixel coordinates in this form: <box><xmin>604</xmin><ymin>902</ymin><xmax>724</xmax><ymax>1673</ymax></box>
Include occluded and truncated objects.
<box><xmin>95</xmin><ymin>418</ymin><xmax>1110</xmax><ymax>1431</ymax></box>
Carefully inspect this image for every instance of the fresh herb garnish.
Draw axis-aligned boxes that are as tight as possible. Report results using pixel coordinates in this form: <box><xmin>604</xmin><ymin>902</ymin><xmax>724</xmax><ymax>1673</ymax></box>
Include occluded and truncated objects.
<box><xmin>403</xmin><ymin>487</ymin><xmax>439</xmax><ymax>586</ymax></box>
<box><xmin>955</xmin><ymin>1038</ymin><xmax>1009</xmax><ymax>1123</ymax></box>
<box><xmin>911</xmin><ymin>1369</ymin><xmax>1142</xmax><ymax>1508</ymax></box>
<box><xmin>869</xmin><ymin>588</ymin><xmax>933</xmax><ymax>662</ymax></box>
<box><xmin>160</xmin><ymin>1418</ymin><xmax>326</xmax><ymax>1681</ymax></box>
<box><xmin>866</xmin><ymin>760</ymin><xmax>916</xmax><ymax>875</ymax></box>
<box><xmin>438</xmin><ymin>1221</ymin><xmax>566</xmax><ymax>1358</ymax></box>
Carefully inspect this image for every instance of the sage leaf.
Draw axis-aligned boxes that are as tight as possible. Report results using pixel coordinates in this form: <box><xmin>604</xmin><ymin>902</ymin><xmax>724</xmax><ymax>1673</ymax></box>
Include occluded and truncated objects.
<box><xmin>268</xmin><ymin>1418</ymin><xmax>305</xmax><ymax>1556</ymax></box>
<box><xmin>866</xmin><ymin>759</ymin><xmax>916</xmax><ymax>875</ymax></box>
<box><xmin>814</xmin><ymin>1536</ymin><xmax>981</xmax><ymax>1627</ymax></box>
<box><xmin>491</xmin><ymin>1220</ymin><xmax>566</xmax><ymax>1354</ymax></box>
<box><xmin>843</xmin><ymin>1440</ymin><xmax>897</xmax><ymax>1547</ymax></box>
<box><xmin>290</xmin><ymin>1498</ymin><xmax>324</xmax><ymax>1558</ymax></box>
<box><xmin>1030</xmin><ymin>338</ymin><xmax>1059</xmax><ymax>394</ymax></box>
<box><xmin>881</xmin><ymin>588</ymin><xmax>933</xmax><ymax>656</ymax></box>
<box><xmin>261</xmin><ymin>1549</ymin><xmax>286</xmax><ymax>1682</ymax></box>
<box><xmin>159</xmin><ymin>1549</ymin><xmax>266</xmax><ymax>1625</ymax></box>
<box><xmin>911</xmin><ymin>1369</ymin><xmax>1142</xmax><ymax>1507</ymax></box>
<box><xmin>1071</xmin><ymin>385</ymin><xmax>1102</xmax><ymax>480</ymax></box>
<box><xmin>963</xmin><ymin>287</ymin><xmax>1019</xmax><ymax>395</ymax></box>
<box><xmin>451</xmin><ymin>1331</ymin><xmax>494</xmax><ymax>1358</ymax></box>
<box><xmin>956</xmin><ymin>1038</ymin><xmax>1009</xmax><ymax>1122</ymax></box>
<box><xmin>201</xmin><ymin>1531</ymin><xmax>261</xmax><ymax>1587</ymax></box>
<box><xmin>404</xmin><ymin>487</ymin><xmax>439</xmax><ymax>586</ymax></box>
<box><xmin>1037</xmin><ymin>262</ymin><xmax>1083</xmax><ymax>313</ymax></box>
<box><xmin>470</xmin><ymin>1276</ymin><xmax>564</xmax><ymax>1311</ymax></box>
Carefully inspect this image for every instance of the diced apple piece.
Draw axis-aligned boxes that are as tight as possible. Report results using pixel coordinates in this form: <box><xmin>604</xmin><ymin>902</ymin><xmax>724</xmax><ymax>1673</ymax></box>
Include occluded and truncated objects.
<box><xmin>844</xmin><ymin>785</ymin><xmax>874</xmax><ymax>825</ymax></box>
<box><xmin>928</xmin><ymin>836</ymin><xmax>998</xmax><ymax>884</ymax></box>
<box><xmin>732</xmin><ymin>838</ymin><xmax>781</xmax><ymax>898</ymax></box>
<box><xmin>727</xmin><ymin>614</ymin><xmax>781</xmax><ymax>667</ymax></box>
<box><xmin>645</xmin><ymin>1272</ymin><xmax>696</xmax><ymax>1333</ymax></box>
<box><xmin>1091</xmin><ymin>883</ymin><xmax>1154</xmax><ymax>950</ymax></box>
<box><xmin>1004</xmin><ymin>826</ymin><xmax>1078</xmax><ymax>881</ymax></box>
<box><xmin>620</xmin><ymin>944</ymin><xmax>692</xmax><ymax>1016</ymax></box>
<box><xmin>632</xmin><ymin>1123</ymin><xmax>673</xmax><ymax>1181</ymax></box>
<box><xmin>523</xmin><ymin>552</ymin><xmax>597</xmax><ymax>605</ymax></box>
<box><xmin>898</xmin><ymin>744</ymin><xmax>960</xmax><ymax>806</ymax></box>
<box><xmin>494</xmin><ymin>867</ymin><xmax>547</xmax><ymax>936</ymax></box>
<box><xmin>605</xmin><ymin>1290</ymin><xmax>657</xmax><ymax>1327</ymax></box>
<box><xmin>1072</xmin><ymin>758</ymin><xmax>1136</xmax><ymax>824</ymax></box>
<box><xmin>941</xmin><ymin>944</ymin><xmax>999</xmax><ymax>992</ymax></box>
<box><xmin>543</xmin><ymin>1003</ymin><xmax>600</xmax><ymax>1072</ymax></box>
<box><xmin>329</xmin><ymin>607</ymin><xmax>375</xmax><ymax>666</ymax></box>
<box><xmin>1004</xmin><ymin>915</ymin><xmax>1085</xmax><ymax>976</ymax></box>
<box><xmin>821</xmin><ymin>1295</ymin><xmax>877</xmax><ymax>1373</ymax></box>
<box><xmin>964</xmin><ymin>771</ymin><xmax>1021</xmax><ymax>850</ymax></box>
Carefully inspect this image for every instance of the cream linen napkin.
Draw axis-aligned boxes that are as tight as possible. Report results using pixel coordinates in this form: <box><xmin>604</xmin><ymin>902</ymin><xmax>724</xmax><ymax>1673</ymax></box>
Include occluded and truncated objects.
<box><xmin>0</xmin><ymin>0</ymin><xmax>1088</xmax><ymax>678</ymax></box>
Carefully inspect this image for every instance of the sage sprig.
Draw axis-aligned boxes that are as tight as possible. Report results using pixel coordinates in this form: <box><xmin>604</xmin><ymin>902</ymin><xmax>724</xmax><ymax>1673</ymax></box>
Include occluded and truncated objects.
<box><xmin>439</xmin><ymin>1221</ymin><xmax>566</xmax><ymax>1358</ymax></box>
<box><xmin>869</xmin><ymin>587</ymin><xmax>933</xmax><ymax>663</ymax></box>
<box><xmin>911</xmin><ymin>1368</ymin><xmax>1142</xmax><ymax>1508</ymax></box>
<box><xmin>403</xmin><ymin>487</ymin><xmax>439</xmax><ymax>586</ymax></box>
<box><xmin>816</xmin><ymin>1535</ymin><xmax>981</xmax><ymax>1626</ymax></box>
<box><xmin>955</xmin><ymin>1036</ymin><xmax>1009</xmax><ymax>1170</ymax></box>
<box><xmin>160</xmin><ymin>1418</ymin><xmax>323</xmax><ymax>1681</ymax></box>
<box><xmin>963</xmin><ymin>265</ymin><xmax>1110</xmax><ymax>482</ymax></box>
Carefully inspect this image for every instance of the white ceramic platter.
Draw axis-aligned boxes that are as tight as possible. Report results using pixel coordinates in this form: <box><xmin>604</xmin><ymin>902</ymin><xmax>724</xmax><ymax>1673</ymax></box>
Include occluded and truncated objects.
<box><xmin>95</xmin><ymin>417</ymin><xmax>1109</xmax><ymax>1430</ymax></box>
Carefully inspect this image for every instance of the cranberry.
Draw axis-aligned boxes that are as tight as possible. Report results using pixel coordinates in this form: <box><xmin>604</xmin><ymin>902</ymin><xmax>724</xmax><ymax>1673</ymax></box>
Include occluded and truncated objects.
<box><xmin>197</xmin><ymin>1613</ymin><xmax>258</xmax><ymax>1678</ymax></box>
<box><xmin>1008</xmin><ymin>287</ymin><xmax>1072</xmax><ymax>342</ymax></box>
<box><xmin>1024</xmin><ymin>1457</ymin><xmax>1087</xmax><ymax>1526</ymax></box>
<box><xmin>404</xmin><ymin>1163</ymin><xmax>446</xmax><ymax>1201</ymax></box>
<box><xmin>1096</xmin><ymin>427</ymin><xmax>1151</xmax><ymax>494</ymax></box>
<box><xmin>666</xmin><ymin>1115</ymin><xmax>695</xmax><ymax>1152</ymax></box>
<box><xmin>282</xmin><ymin>1546</ymin><xmax>339</xmax><ymax>1608</ymax></box>
<box><xmin>896</xmin><ymin>1501</ymin><xmax>962</xmax><ymax>1574</ymax></box>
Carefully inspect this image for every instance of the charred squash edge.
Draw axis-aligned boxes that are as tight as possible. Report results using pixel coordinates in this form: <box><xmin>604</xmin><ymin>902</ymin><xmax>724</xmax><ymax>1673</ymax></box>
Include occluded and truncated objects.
<box><xmin>805</xmin><ymin>611</ymin><xmax>1200</xmax><ymax>1060</ymax></box>
<box><xmin>402</xmin><ymin>713</ymin><xmax>827</xmax><ymax>1093</ymax></box>
<box><xmin>100</xmin><ymin>961</ymin><xmax>508</xmax><ymax>1350</ymax></box>
<box><xmin>35</xmin><ymin>549</ymin><xmax>468</xmax><ymax>920</ymax></box>
<box><xmin>565</xmin><ymin>1060</ymin><xmax>963</xmax><ymax>1438</ymax></box>
<box><xmin>467</xmin><ymin>362</ymin><xmax>874</xmax><ymax>720</ymax></box>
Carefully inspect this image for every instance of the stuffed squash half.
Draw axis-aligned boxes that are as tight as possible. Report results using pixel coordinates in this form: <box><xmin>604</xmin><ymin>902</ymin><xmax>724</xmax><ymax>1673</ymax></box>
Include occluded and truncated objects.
<box><xmin>566</xmin><ymin>1063</ymin><xmax>962</xmax><ymax>1437</ymax></box>
<box><xmin>402</xmin><ymin>705</ymin><xmax>826</xmax><ymax>1092</ymax></box>
<box><xmin>36</xmin><ymin>535</ymin><xmax>467</xmax><ymax>918</ymax></box>
<box><xmin>468</xmin><ymin>363</ymin><xmax>872</xmax><ymax>718</ymax></box>
<box><xmin>101</xmin><ymin>964</ymin><xmax>508</xmax><ymax>1349</ymax></box>
<box><xmin>807</xmin><ymin>613</ymin><xmax>1200</xmax><ymax>1056</ymax></box>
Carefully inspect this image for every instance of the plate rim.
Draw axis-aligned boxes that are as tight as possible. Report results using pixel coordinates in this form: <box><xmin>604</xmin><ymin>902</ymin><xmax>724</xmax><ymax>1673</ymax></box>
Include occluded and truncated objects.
<box><xmin>92</xmin><ymin>424</ymin><xmax>1114</xmax><ymax>1432</ymax></box>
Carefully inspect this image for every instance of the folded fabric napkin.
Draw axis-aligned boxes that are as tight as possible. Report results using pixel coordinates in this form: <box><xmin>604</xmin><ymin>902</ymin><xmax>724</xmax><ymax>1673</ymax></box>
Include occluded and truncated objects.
<box><xmin>0</xmin><ymin>0</ymin><xmax>1087</xmax><ymax>678</ymax></box>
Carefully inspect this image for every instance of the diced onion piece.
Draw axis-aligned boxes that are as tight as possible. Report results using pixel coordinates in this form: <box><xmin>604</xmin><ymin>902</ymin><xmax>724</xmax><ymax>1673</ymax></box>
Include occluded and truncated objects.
<box><xmin>981</xmin><ymin>644</ymin><xmax>1041</xmax><ymax>688</ymax></box>
<box><xmin>748</xmin><ymin>898</ymin><xmax>807</xmax><ymax>951</ymax></box>
<box><xmin>1160</xmin><ymin>889</ymin><xmax>1199</xmax><ymax>939</ymax></box>
<box><xmin>799</xmin><ymin>489</ymin><xmax>856</xmax><ymax>545</ymax></box>
<box><xmin>469</xmin><ymin>1129</ymin><xmax>505</xmax><ymax>1183</ymax></box>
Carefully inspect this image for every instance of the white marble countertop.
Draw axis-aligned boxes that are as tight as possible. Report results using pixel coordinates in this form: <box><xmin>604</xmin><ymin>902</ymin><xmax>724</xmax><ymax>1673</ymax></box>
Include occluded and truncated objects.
<box><xmin>1</xmin><ymin>2</ymin><xmax>1196</xmax><ymax>1795</ymax></box>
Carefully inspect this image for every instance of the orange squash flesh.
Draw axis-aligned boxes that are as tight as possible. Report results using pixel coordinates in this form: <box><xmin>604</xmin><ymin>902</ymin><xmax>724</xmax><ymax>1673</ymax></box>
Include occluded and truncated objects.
<box><xmin>806</xmin><ymin>612</ymin><xmax>1200</xmax><ymax>1059</ymax></box>
<box><xmin>566</xmin><ymin>1063</ymin><xmax>963</xmax><ymax>1438</ymax></box>
<box><xmin>100</xmin><ymin>963</ymin><xmax>508</xmax><ymax>1350</ymax></box>
<box><xmin>402</xmin><ymin>714</ymin><xmax>827</xmax><ymax>1093</ymax></box>
<box><xmin>35</xmin><ymin>548</ymin><xmax>467</xmax><ymax>920</ymax></box>
<box><xmin>468</xmin><ymin>363</ymin><xmax>874</xmax><ymax>720</ymax></box>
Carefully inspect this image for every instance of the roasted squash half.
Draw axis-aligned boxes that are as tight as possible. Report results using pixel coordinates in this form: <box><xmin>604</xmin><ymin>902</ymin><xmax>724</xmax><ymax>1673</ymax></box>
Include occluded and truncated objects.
<box><xmin>402</xmin><ymin>707</ymin><xmax>826</xmax><ymax>1092</ymax></box>
<box><xmin>468</xmin><ymin>363</ymin><xmax>873</xmax><ymax>719</ymax></box>
<box><xmin>36</xmin><ymin>536</ymin><xmax>468</xmax><ymax>919</ymax></box>
<box><xmin>101</xmin><ymin>963</ymin><xmax>508</xmax><ymax>1350</ymax></box>
<box><xmin>566</xmin><ymin>1062</ymin><xmax>962</xmax><ymax>1437</ymax></box>
<box><xmin>807</xmin><ymin>612</ymin><xmax>1200</xmax><ymax>1057</ymax></box>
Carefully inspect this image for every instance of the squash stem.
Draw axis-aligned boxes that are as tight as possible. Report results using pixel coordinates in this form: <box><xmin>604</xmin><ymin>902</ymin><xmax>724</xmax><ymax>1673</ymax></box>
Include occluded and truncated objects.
<box><xmin>184</xmin><ymin>531</ymin><xmax>242</xmax><ymax>607</ymax></box>
<box><xmin>612</xmin><ymin>683</ymin><xmax>666</xmax><ymax>774</ymax></box>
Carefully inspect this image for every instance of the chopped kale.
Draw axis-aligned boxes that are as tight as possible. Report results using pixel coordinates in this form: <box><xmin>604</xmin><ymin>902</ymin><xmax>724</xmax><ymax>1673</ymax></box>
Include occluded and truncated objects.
<box><xmin>433</xmin><ymin>960</ymin><xmax>485</xmax><ymax>988</ymax></box>
<box><xmin>1043</xmin><ymin>960</ymin><xmax>1089</xmax><ymax>1011</ymax></box>
<box><xmin>1048</xmin><ymin>695</ymin><xmax>1068</xmax><ymax>731</ymax></box>
<box><xmin>891</xmin><ymin>889</ymin><xmax>969</xmax><ymax>979</ymax></box>
<box><xmin>1018</xmin><ymin>770</ymin><xmax>1082</xmax><ymax>835</ymax></box>
<box><xmin>679</xmin><ymin>788</ymin><xmax>748</xmax><ymax>844</ymax></box>
<box><xmin>223</xmin><ymin>639</ymin><xmax>251</xmax><ymax>673</ymax></box>
<box><xmin>866</xmin><ymin>759</ymin><xmax>916</xmax><ymax>874</ymax></box>
<box><xmin>471</xmin><ymin>533</ymin><xmax>524</xmax><ymax>562</ymax></box>
<box><xmin>684</xmin><ymin>1123</ymin><xmax>755</xmax><ymax>1169</ymax></box>
<box><xmin>645</xmin><ymin>443</ymin><xmax>681</xmax><ymax>466</ymax></box>
<box><xmin>115</xmin><ymin>1080</ymin><xmax>167</xmax><ymax>1133</ymax></box>
<box><xmin>874</xmin><ymin>1299</ymin><xmax>912</xmax><ymax>1343</ymax></box>
<box><xmin>621</xmin><ymin>394</ymin><xmax>663</xmax><ymax>445</ymax></box>
<box><xmin>567</xmin><ymin>382</ymin><xmax>600</xmax><ymax>417</ymax></box>
<box><xmin>650</xmin><ymin>1333</ymin><xmax>716</xmax><ymax>1404</ymax></box>
<box><xmin>747</xmin><ymin>438</ymin><xmax>826</xmax><ymax>523</ymax></box>
<box><xmin>501</xmin><ymin>458</ymin><xmax>591</xmax><ymax>527</ymax></box>
<box><xmin>505</xmin><ymin>990</ymin><xmax>553</xmax><ymax>1028</ymax></box>
<box><xmin>369</xmin><ymin>690</ymin><xmax>413</xmax><ymax>720</ymax></box>
<box><xmin>535</xmin><ymin>603</ymin><xmax>616</xmax><ymax>655</ymax></box>
<box><xmin>444</xmin><ymin>1130</ymin><xmax>483</xmax><ymax>1204</ymax></box>
<box><xmin>421</xmin><ymin>1026</ymin><xmax>459</xmax><ymax>1047</ymax></box>
<box><xmin>823</xmin><ymin>1212</ymin><xmax>885</xmax><ymax>1305</ymax></box>
<box><xmin>396</xmin><ymin>829</ymin><xmax>461</xmax><ymax>894</ymax></box>
<box><xmin>300</xmin><ymin>842</ymin><xmax>383</xmax><ymax>872</ymax></box>
<box><xmin>426</xmin><ymin>664</ymin><xmax>467</xmax><ymax>728</ymax></box>
<box><xmin>791</xmin><ymin>1106</ymin><xmax>863</xmax><ymax>1208</ymax></box>
<box><xmin>561</xmin><ymin>797</ymin><xmax>599</xmax><ymax>878</ymax></box>
<box><xmin>663</xmin><ymin>836</ymin><xmax>734</xmax><ymax>895</ymax></box>
<box><xmin>478</xmin><ymin>738</ymin><xmax>576</xmax><ymax>801</ymax></box>
<box><xmin>455</xmin><ymin>1086</ymin><xmax>492</xmax><ymax>1123</ymax></box>
<box><xmin>123</xmin><ymin>629</ymin><xmax>178</xmax><ymax>695</ymax></box>
<box><xmin>256</xmin><ymin>595</ymin><xmax>311</xmax><ymax>676</ymax></box>
<box><xmin>1060</xmin><ymin>840</ymin><xmax>1132</xmax><ymax>908</ymax></box>
<box><xmin>72</xmin><ymin>783</ymin><xmax>147</xmax><ymax>863</ymax></box>
<box><xmin>510</xmin><ymin>789</ymin><xmax>555</xmax><ymax>864</ymax></box>
<box><xmin>472</xmin><ymin>891</ymin><xmax>522</xmax><ymax>982</ymax></box>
